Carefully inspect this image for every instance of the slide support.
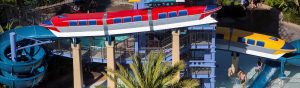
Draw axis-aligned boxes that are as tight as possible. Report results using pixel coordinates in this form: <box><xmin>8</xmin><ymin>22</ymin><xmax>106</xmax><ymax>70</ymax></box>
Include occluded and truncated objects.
<box><xmin>279</xmin><ymin>57</ymin><xmax>286</xmax><ymax>78</ymax></box>
<box><xmin>71</xmin><ymin>38</ymin><xmax>84</xmax><ymax>88</ymax></box>
<box><xmin>172</xmin><ymin>29</ymin><xmax>180</xmax><ymax>81</ymax></box>
<box><xmin>106</xmin><ymin>40</ymin><xmax>116</xmax><ymax>88</ymax></box>
<box><xmin>9</xmin><ymin>32</ymin><xmax>17</xmax><ymax>62</ymax></box>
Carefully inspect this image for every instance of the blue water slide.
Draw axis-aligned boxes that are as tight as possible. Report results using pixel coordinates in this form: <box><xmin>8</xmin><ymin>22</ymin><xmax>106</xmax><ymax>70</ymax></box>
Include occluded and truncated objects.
<box><xmin>286</xmin><ymin>40</ymin><xmax>300</xmax><ymax>66</ymax></box>
<box><xmin>248</xmin><ymin>60</ymin><xmax>280</xmax><ymax>88</ymax></box>
<box><xmin>0</xmin><ymin>26</ymin><xmax>56</xmax><ymax>87</ymax></box>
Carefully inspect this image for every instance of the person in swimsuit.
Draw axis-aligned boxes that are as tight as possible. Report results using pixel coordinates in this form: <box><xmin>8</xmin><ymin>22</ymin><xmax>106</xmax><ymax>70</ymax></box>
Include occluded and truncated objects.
<box><xmin>238</xmin><ymin>70</ymin><xmax>247</xmax><ymax>88</ymax></box>
<box><xmin>256</xmin><ymin>58</ymin><xmax>263</xmax><ymax>72</ymax></box>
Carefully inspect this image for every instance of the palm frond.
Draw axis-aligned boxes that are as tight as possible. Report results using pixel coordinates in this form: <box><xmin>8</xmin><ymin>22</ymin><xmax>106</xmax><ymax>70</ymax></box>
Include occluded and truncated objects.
<box><xmin>104</xmin><ymin>51</ymin><xmax>199</xmax><ymax>88</ymax></box>
<box><xmin>103</xmin><ymin>63</ymin><xmax>136</xmax><ymax>88</ymax></box>
<box><xmin>129</xmin><ymin>56</ymin><xmax>145</xmax><ymax>88</ymax></box>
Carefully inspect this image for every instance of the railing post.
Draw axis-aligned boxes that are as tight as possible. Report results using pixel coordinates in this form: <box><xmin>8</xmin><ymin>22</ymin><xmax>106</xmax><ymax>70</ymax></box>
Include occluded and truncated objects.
<box><xmin>10</xmin><ymin>32</ymin><xmax>17</xmax><ymax>62</ymax></box>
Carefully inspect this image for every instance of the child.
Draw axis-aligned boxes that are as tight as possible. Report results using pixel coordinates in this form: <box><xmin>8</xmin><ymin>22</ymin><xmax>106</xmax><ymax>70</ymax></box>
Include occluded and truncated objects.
<box><xmin>256</xmin><ymin>58</ymin><xmax>263</xmax><ymax>72</ymax></box>
<box><xmin>238</xmin><ymin>70</ymin><xmax>247</xmax><ymax>88</ymax></box>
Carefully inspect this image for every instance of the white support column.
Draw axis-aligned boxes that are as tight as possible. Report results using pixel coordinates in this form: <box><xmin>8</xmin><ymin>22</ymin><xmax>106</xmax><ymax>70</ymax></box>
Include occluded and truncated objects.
<box><xmin>72</xmin><ymin>43</ymin><xmax>83</xmax><ymax>88</ymax></box>
<box><xmin>228</xmin><ymin>52</ymin><xmax>239</xmax><ymax>77</ymax></box>
<box><xmin>106</xmin><ymin>41</ymin><xmax>116</xmax><ymax>88</ymax></box>
<box><xmin>172</xmin><ymin>30</ymin><xmax>180</xmax><ymax>81</ymax></box>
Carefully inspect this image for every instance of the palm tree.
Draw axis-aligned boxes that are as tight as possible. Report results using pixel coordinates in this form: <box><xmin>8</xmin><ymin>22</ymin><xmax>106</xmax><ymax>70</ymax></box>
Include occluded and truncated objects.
<box><xmin>102</xmin><ymin>51</ymin><xmax>199</xmax><ymax>88</ymax></box>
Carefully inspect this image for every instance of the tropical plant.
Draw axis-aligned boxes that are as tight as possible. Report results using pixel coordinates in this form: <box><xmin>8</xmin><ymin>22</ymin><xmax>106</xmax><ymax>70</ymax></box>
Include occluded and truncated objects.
<box><xmin>0</xmin><ymin>0</ymin><xmax>17</xmax><ymax>4</ymax></box>
<box><xmin>265</xmin><ymin>0</ymin><xmax>300</xmax><ymax>24</ymax></box>
<box><xmin>0</xmin><ymin>25</ymin><xmax>4</xmax><ymax>33</ymax></box>
<box><xmin>3</xmin><ymin>21</ymin><xmax>14</xmax><ymax>31</ymax></box>
<box><xmin>103</xmin><ymin>51</ymin><xmax>200</xmax><ymax>88</ymax></box>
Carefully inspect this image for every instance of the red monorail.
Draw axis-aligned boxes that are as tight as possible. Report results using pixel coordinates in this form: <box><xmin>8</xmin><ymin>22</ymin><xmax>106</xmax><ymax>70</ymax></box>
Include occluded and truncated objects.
<box><xmin>40</xmin><ymin>5</ymin><xmax>221</xmax><ymax>37</ymax></box>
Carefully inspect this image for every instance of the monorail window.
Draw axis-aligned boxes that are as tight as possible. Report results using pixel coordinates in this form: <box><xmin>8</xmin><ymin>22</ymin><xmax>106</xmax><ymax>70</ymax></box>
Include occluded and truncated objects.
<box><xmin>169</xmin><ymin>11</ymin><xmax>177</xmax><ymax>17</ymax></box>
<box><xmin>79</xmin><ymin>20</ymin><xmax>87</xmax><ymax>25</ymax></box>
<box><xmin>89</xmin><ymin>20</ymin><xmax>97</xmax><ymax>25</ymax></box>
<box><xmin>58</xmin><ymin>15</ymin><xmax>66</xmax><ymax>18</ymax></box>
<box><xmin>113</xmin><ymin>18</ymin><xmax>122</xmax><ymax>24</ymax></box>
<box><xmin>247</xmin><ymin>39</ymin><xmax>255</xmax><ymax>45</ymax></box>
<box><xmin>216</xmin><ymin>34</ymin><xmax>224</xmax><ymax>39</ymax></box>
<box><xmin>179</xmin><ymin>10</ymin><xmax>188</xmax><ymax>16</ymax></box>
<box><xmin>158</xmin><ymin>13</ymin><xmax>167</xmax><ymax>19</ymax></box>
<box><xmin>134</xmin><ymin>16</ymin><xmax>142</xmax><ymax>21</ymax></box>
<box><xmin>124</xmin><ymin>16</ymin><xmax>132</xmax><ymax>23</ymax></box>
<box><xmin>238</xmin><ymin>37</ymin><xmax>246</xmax><ymax>43</ymax></box>
<box><xmin>270</xmin><ymin>37</ymin><xmax>278</xmax><ymax>41</ymax></box>
<box><xmin>69</xmin><ymin>20</ymin><xmax>77</xmax><ymax>26</ymax></box>
<box><xmin>257</xmin><ymin>41</ymin><xmax>265</xmax><ymax>47</ymax></box>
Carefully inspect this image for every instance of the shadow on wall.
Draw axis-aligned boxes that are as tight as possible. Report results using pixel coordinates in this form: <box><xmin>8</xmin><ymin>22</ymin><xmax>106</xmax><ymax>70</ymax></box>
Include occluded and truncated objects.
<box><xmin>217</xmin><ymin>6</ymin><xmax>281</xmax><ymax>38</ymax></box>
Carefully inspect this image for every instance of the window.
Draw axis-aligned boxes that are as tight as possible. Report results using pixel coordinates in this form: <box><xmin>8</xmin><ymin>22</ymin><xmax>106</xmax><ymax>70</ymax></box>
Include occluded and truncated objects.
<box><xmin>158</xmin><ymin>13</ymin><xmax>167</xmax><ymax>19</ymax></box>
<box><xmin>134</xmin><ymin>16</ymin><xmax>142</xmax><ymax>21</ymax></box>
<box><xmin>168</xmin><ymin>11</ymin><xmax>177</xmax><ymax>17</ymax></box>
<box><xmin>179</xmin><ymin>10</ymin><xmax>188</xmax><ymax>16</ymax></box>
<box><xmin>113</xmin><ymin>18</ymin><xmax>122</xmax><ymax>24</ymax></box>
<box><xmin>42</xmin><ymin>20</ymin><xmax>52</xmax><ymax>25</ymax></box>
<box><xmin>191</xmin><ymin>50</ymin><xmax>206</xmax><ymax>60</ymax></box>
<box><xmin>270</xmin><ymin>37</ymin><xmax>278</xmax><ymax>41</ymax></box>
<box><xmin>89</xmin><ymin>20</ymin><xmax>97</xmax><ymax>25</ymax></box>
<box><xmin>247</xmin><ymin>39</ymin><xmax>255</xmax><ymax>45</ymax></box>
<box><xmin>257</xmin><ymin>41</ymin><xmax>265</xmax><ymax>47</ymax></box>
<box><xmin>238</xmin><ymin>37</ymin><xmax>246</xmax><ymax>43</ymax></box>
<box><xmin>79</xmin><ymin>20</ymin><xmax>87</xmax><ymax>25</ymax></box>
<box><xmin>124</xmin><ymin>17</ymin><xmax>132</xmax><ymax>23</ymax></box>
<box><xmin>58</xmin><ymin>15</ymin><xmax>66</xmax><ymax>18</ymax></box>
<box><xmin>216</xmin><ymin>34</ymin><xmax>224</xmax><ymax>39</ymax></box>
<box><xmin>69</xmin><ymin>20</ymin><xmax>77</xmax><ymax>26</ymax></box>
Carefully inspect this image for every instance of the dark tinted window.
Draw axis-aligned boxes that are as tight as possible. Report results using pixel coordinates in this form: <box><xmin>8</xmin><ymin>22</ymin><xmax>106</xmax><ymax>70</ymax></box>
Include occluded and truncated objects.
<box><xmin>257</xmin><ymin>41</ymin><xmax>265</xmax><ymax>47</ymax></box>
<box><xmin>134</xmin><ymin>16</ymin><xmax>142</xmax><ymax>21</ymax></box>
<box><xmin>158</xmin><ymin>13</ymin><xmax>167</xmax><ymax>19</ymax></box>
<box><xmin>216</xmin><ymin>34</ymin><xmax>224</xmax><ymax>39</ymax></box>
<box><xmin>58</xmin><ymin>15</ymin><xmax>66</xmax><ymax>18</ymax></box>
<box><xmin>247</xmin><ymin>39</ymin><xmax>255</xmax><ymax>45</ymax></box>
<box><xmin>169</xmin><ymin>11</ymin><xmax>177</xmax><ymax>17</ymax></box>
<box><xmin>113</xmin><ymin>18</ymin><xmax>122</xmax><ymax>24</ymax></box>
<box><xmin>270</xmin><ymin>37</ymin><xmax>278</xmax><ymax>41</ymax></box>
<box><xmin>89</xmin><ymin>20</ymin><xmax>97</xmax><ymax>25</ymax></box>
<box><xmin>69</xmin><ymin>20</ymin><xmax>77</xmax><ymax>26</ymax></box>
<box><xmin>238</xmin><ymin>37</ymin><xmax>246</xmax><ymax>43</ymax></box>
<box><xmin>79</xmin><ymin>20</ymin><xmax>87</xmax><ymax>25</ymax></box>
<box><xmin>124</xmin><ymin>17</ymin><xmax>132</xmax><ymax>23</ymax></box>
<box><xmin>179</xmin><ymin>10</ymin><xmax>188</xmax><ymax>16</ymax></box>
<box><xmin>42</xmin><ymin>20</ymin><xmax>53</xmax><ymax>25</ymax></box>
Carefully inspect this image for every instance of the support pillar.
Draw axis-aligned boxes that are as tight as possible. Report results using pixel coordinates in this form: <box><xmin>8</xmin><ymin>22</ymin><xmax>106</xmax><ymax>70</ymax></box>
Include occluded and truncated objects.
<box><xmin>9</xmin><ymin>32</ymin><xmax>17</xmax><ymax>62</ymax></box>
<box><xmin>134</xmin><ymin>34</ymin><xmax>139</xmax><ymax>54</ymax></box>
<box><xmin>210</xmin><ymin>30</ymin><xmax>216</xmax><ymax>88</ymax></box>
<box><xmin>71</xmin><ymin>38</ymin><xmax>83</xmax><ymax>88</ymax></box>
<box><xmin>106</xmin><ymin>41</ymin><xmax>116</xmax><ymax>88</ymax></box>
<box><xmin>172</xmin><ymin>30</ymin><xmax>180</xmax><ymax>80</ymax></box>
<box><xmin>228</xmin><ymin>52</ymin><xmax>239</xmax><ymax>77</ymax></box>
<box><xmin>279</xmin><ymin>57</ymin><xmax>286</xmax><ymax>78</ymax></box>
